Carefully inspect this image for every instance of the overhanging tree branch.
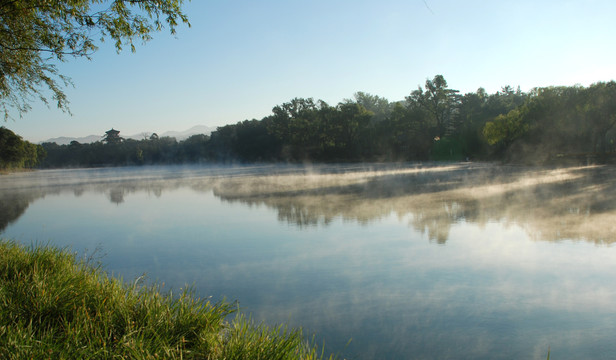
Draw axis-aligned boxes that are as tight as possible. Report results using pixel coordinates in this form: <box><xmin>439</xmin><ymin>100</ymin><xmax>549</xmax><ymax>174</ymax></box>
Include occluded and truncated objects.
<box><xmin>0</xmin><ymin>0</ymin><xmax>190</xmax><ymax>120</ymax></box>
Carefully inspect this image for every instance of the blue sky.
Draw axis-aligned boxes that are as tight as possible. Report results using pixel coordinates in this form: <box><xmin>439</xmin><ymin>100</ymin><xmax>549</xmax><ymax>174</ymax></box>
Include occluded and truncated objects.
<box><xmin>7</xmin><ymin>0</ymin><xmax>616</xmax><ymax>143</ymax></box>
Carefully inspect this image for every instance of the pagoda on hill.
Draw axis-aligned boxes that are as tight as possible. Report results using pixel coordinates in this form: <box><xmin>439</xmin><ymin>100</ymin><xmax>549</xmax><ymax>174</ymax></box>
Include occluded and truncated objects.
<box><xmin>103</xmin><ymin>128</ymin><xmax>123</xmax><ymax>144</ymax></box>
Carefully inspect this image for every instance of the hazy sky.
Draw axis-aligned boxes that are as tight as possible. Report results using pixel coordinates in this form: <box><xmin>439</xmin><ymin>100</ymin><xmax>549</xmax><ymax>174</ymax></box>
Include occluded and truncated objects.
<box><xmin>6</xmin><ymin>0</ymin><xmax>616</xmax><ymax>143</ymax></box>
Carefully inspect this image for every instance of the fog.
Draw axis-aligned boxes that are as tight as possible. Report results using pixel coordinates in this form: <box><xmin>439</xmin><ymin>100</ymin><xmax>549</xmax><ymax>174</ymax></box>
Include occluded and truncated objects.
<box><xmin>3</xmin><ymin>163</ymin><xmax>613</xmax><ymax>244</ymax></box>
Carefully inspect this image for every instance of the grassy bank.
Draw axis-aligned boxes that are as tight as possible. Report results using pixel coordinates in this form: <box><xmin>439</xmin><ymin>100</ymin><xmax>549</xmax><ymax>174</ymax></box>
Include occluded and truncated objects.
<box><xmin>0</xmin><ymin>240</ymin><xmax>333</xmax><ymax>359</ymax></box>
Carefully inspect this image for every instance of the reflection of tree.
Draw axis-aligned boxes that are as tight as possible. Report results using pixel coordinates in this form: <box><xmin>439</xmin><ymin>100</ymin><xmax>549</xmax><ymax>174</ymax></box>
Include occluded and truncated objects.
<box><xmin>212</xmin><ymin>165</ymin><xmax>616</xmax><ymax>244</ymax></box>
<box><xmin>0</xmin><ymin>192</ymin><xmax>37</xmax><ymax>231</ymax></box>
<box><xmin>0</xmin><ymin>178</ymin><xmax>180</xmax><ymax>229</ymax></box>
<box><xmin>276</xmin><ymin>203</ymin><xmax>331</xmax><ymax>228</ymax></box>
<box><xmin>2</xmin><ymin>164</ymin><xmax>615</xmax><ymax>244</ymax></box>
<box><xmin>411</xmin><ymin>206</ymin><xmax>453</xmax><ymax>245</ymax></box>
<box><xmin>108</xmin><ymin>188</ymin><xmax>125</xmax><ymax>204</ymax></box>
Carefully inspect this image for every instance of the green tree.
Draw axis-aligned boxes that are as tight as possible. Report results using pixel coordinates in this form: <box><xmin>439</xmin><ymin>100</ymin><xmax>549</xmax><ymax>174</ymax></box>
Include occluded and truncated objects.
<box><xmin>179</xmin><ymin>134</ymin><xmax>209</xmax><ymax>162</ymax></box>
<box><xmin>233</xmin><ymin>119</ymin><xmax>280</xmax><ymax>161</ymax></box>
<box><xmin>379</xmin><ymin>102</ymin><xmax>432</xmax><ymax>160</ymax></box>
<box><xmin>0</xmin><ymin>127</ymin><xmax>25</xmax><ymax>168</ymax></box>
<box><xmin>407</xmin><ymin>75</ymin><xmax>461</xmax><ymax>139</ymax></box>
<box><xmin>453</xmin><ymin>89</ymin><xmax>489</xmax><ymax>158</ymax></box>
<box><xmin>333</xmin><ymin>102</ymin><xmax>373</xmax><ymax>159</ymax></box>
<box><xmin>579</xmin><ymin>81</ymin><xmax>616</xmax><ymax>153</ymax></box>
<box><xmin>348</xmin><ymin>92</ymin><xmax>393</xmax><ymax>123</ymax></box>
<box><xmin>0</xmin><ymin>127</ymin><xmax>43</xmax><ymax>169</ymax></box>
<box><xmin>267</xmin><ymin>98</ymin><xmax>326</xmax><ymax>160</ymax></box>
<box><xmin>482</xmin><ymin>106</ymin><xmax>530</xmax><ymax>148</ymax></box>
<box><xmin>207</xmin><ymin>125</ymin><xmax>238</xmax><ymax>162</ymax></box>
<box><xmin>451</xmin><ymin>86</ymin><xmax>528</xmax><ymax>159</ymax></box>
<box><xmin>0</xmin><ymin>0</ymin><xmax>189</xmax><ymax>119</ymax></box>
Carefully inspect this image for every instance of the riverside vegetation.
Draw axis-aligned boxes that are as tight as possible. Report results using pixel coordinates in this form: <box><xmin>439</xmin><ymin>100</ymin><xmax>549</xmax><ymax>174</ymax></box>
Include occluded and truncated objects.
<box><xmin>3</xmin><ymin>76</ymin><xmax>616</xmax><ymax>171</ymax></box>
<box><xmin>0</xmin><ymin>240</ymin><xmax>334</xmax><ymax>359</ymax></box>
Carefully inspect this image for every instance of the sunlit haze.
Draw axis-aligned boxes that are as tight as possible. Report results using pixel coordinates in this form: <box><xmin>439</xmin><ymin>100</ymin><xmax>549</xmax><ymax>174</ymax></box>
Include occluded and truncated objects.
<box><xmin>6</xmin><ymin>0</ymin><xmax>616</xmax><ymax>143</ymax></box>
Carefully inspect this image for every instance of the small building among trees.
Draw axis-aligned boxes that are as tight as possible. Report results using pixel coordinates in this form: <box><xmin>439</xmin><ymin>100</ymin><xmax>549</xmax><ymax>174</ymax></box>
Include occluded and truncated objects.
<box><xmin>103</xmin><ymin>129</ymin><xmax>123</xmax><ymax>144</ymax></box>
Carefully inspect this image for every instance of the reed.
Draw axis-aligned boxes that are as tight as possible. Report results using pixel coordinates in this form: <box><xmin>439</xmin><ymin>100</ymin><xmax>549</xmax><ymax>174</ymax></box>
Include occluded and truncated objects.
<box><xmin>0</xmin><ymin>240</ymin><xmax>334</xmax><ymax>359</ymax></box>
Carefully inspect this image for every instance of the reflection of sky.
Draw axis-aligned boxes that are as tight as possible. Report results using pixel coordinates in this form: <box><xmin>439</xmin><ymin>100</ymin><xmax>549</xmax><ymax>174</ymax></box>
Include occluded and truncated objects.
<box><xmin>2</xmin><ymin>166</ymin><xmax>616</xmax><ymax>359</ymax></box>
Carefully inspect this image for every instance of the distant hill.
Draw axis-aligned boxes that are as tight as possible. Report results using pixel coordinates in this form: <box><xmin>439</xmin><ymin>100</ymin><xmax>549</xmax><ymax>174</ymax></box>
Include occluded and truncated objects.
<box><xmin>43</xmin><ymin>135</ymin><xmax>102</xmax><ymax>145</ymax></box>
<box><xmin>42</xmin><ymin>125</ymin><xmax>217</xmax><ymax>145</ymax></box>
<box><xmin>157</xmin><ymin>125</ymin><xmax>216</xmax><ymax>141</ymax></box>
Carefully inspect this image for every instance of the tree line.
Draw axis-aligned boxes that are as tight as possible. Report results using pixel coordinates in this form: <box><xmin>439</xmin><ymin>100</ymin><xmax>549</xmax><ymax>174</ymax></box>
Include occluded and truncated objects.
<box><xmin>4</xmin><ymin>75</ymin><xmax>616</xmax><ymax>169</ymax></box>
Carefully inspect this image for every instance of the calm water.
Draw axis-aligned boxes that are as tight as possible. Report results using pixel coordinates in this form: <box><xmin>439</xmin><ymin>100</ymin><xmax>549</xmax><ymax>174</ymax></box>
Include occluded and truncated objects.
<box><xmin>2</xmin><ymin>163</ymin><xmax>616</xmax><ymax>359</ymax></box>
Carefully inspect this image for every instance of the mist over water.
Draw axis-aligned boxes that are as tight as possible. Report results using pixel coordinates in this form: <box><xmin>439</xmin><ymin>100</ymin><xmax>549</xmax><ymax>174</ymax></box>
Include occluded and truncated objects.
<box><xmin>2</xmin><ymin>163</ymin><xmax>616</xmax><ymax>359</ymax></box>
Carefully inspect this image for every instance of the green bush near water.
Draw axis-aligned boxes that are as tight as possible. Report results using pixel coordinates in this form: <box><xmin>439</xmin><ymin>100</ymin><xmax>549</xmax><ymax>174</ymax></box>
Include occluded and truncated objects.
<box><xmin>0</xmin><ymin>240</ymin><xmax>333</xmax><ymax>359</ymax></box>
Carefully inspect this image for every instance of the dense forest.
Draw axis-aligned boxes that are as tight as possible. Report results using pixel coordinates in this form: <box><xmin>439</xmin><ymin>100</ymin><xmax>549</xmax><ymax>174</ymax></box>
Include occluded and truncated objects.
<box><xmin>3</xmin><ymin>75</ymin><xmax>616</xmax><ymax>170</ymax></box>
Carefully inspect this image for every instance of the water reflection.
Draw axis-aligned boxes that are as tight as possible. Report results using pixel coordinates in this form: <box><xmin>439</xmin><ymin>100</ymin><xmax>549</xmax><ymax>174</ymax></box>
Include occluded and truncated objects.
<box><xmin>0</xmin><ymin>191</ymin><xmax>37</xmax><ymax>231</ymax></box>
<box><xmin>1</xmin><ymin>163</ymin><xmax>615</xmax><ymax>243</ymax></box>
<box><xmin>2</xmin><ymin>164</ymin><xmax>616</xmax><ymax>359</ymax></box>
<box><xmin>212</xmin><ymin>164</ymin><xmax>616</xmax><ymax>244</ymax></box>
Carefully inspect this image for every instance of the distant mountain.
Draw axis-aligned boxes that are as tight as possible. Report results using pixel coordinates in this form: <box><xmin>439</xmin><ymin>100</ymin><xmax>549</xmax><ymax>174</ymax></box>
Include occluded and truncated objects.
<box><xmin>159</xmin><ymin>125</ymin><xmax>216</xmax><ymax>141</ymax></box>
<box><xmin>42</xmin><ymin>135</ymin><xmax>102</xmax><ymax>145</ymax></box>
<box><xmin>42</xmin><ymin>125</ymin><xmax>217</xmax><ymax>145</ymax></box>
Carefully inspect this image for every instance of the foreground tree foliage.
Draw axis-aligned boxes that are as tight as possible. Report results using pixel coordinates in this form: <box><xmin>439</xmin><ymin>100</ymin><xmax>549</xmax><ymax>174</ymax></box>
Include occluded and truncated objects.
<box><xmin>0</xmin><ymin>240</ymin><xmax>334</xmax><ymax>359</ymax></box>
<box><xmin>0</xmin><ymin>0</ymin><xmax>189</xmax><ymax>119</ymax></box>
<box><xmin>23</xmin><ymin>76</ymin><xmax>616</xmax><ymax>168</ymax></box>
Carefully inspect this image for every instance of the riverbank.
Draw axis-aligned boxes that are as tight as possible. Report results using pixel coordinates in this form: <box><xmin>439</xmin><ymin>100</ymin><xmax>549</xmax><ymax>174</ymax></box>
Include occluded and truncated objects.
<box><xmin>0</xmin><ymin>240</ymin><xmax>333</xmax><ymax>359</ymax></box>
<box><xmin>0</xmin><ymin>168</ymin><xmax>35</xmax><ymax>175</ymax></box>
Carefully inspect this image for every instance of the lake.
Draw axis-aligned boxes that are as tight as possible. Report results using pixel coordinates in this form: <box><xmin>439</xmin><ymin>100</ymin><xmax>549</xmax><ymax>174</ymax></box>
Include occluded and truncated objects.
<box><xmin>1</xmin><ymin>163</ymin><xmax>616</xmax><ymax>359</ymax></box>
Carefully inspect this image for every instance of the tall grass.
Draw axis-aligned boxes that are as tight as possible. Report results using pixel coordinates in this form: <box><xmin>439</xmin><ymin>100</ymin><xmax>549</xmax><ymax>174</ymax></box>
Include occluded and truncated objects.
<box><xmin>0</xmin><ymin>240</ymin><xmax>334</xmax><ymax>359</ymax></box>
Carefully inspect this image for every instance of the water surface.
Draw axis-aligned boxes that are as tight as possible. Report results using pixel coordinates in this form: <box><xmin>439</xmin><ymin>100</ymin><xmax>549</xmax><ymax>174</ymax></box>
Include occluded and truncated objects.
<box><xmin>2</xmin><ymin>163</ymin><xmax>615</xmax><ymax>359</ymax></box>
